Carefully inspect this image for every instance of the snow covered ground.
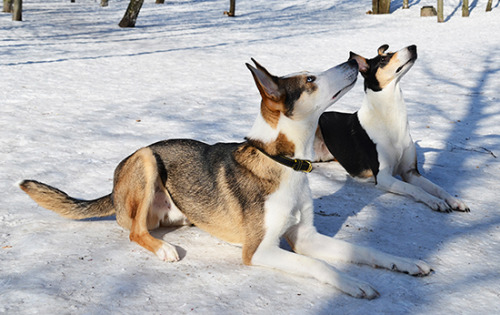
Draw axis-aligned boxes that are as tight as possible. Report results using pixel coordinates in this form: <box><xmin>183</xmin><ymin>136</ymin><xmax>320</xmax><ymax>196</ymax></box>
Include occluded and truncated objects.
<box><xmin>1</xmin><ymin>0</ymin><xmax>499</xmax><ymax>313</ymax></box>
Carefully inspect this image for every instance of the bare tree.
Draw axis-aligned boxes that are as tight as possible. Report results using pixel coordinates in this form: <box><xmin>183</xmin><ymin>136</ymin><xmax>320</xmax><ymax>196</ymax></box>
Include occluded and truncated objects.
<box><xmin>486</xmin><ymin>0</ymin><xmax>493</xmax><ymax>11</ymax></box>
<box><xmin>101</xmin><ymin>0</ymin><xmax>108</xmax><ymax>7</ymax></box>
<box><xmin>12</xmin><ymin>0</ymin><xmax>21</xmax><ymax>21</ymax></box>
<box><xmin>462</xmin><ymin>0</ymin><xmax>469</xmax><ymax>17</ymax></box>
<box><xmin>403</xmin><ymin>0</ymin><xmax>409</xmax><ymax>9</ymax></box>
<box><xmin>224</xmin><ymin>0</ymin><xmax>236</xmax><ymax>16</ymax></box>
<box><xmin>372</xmin><ymin>0</ymin><xmax>391</xmax><ymax>14</ymax></box>
<box><xmin>437</xmin><ymin>0</ymin><xmax>444</xmax><ymax>22</ymax></box>
<box><xmin>119</xmin><ymin>0</ymin><xmax>144</xmax><ymax>28</ymax></box>
<box><xmin>3</xmin><ymin>0</ymin><xmax>13</xmax><ymax>13</ymax></box>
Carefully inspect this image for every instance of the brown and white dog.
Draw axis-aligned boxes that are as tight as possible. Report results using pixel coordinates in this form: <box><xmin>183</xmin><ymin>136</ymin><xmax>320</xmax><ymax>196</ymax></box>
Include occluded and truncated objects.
<box><xmin>20</xmin><ymin>58</ymin><xmax>431</xmax><ymax>299</ymax></box>
<box><xmin>314</xmin><ymin>45</ymin><xmax>469</xmax><ymax>212</ymax></box>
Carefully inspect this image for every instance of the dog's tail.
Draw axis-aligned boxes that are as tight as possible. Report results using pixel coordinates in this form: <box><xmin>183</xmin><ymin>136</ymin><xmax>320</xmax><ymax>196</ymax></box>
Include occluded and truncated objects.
<box><xmin>19</xmin><ymin>180</ymin><xmax>115</xmax><ymax>220</ymax></box>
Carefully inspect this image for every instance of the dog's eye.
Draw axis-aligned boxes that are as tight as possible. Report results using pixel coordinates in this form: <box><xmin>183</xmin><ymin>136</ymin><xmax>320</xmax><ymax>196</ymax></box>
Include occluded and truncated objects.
<box><xmin>306</xmin><ymin>76</ymin><xmax>316</xmax><ymax>83</ymax></box>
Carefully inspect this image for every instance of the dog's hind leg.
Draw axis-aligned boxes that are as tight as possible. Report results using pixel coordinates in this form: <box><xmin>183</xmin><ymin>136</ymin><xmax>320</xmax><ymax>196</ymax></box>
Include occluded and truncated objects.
<box><xmin>285</xmin><ymin>222</ymin><xmax>432</xmax><ymax>277</ymax></box>
<box><xmin>401</xmin><ymin>170</ymin><xmax>470</xmax><ymax>212</ymax></box>
<box><xmin>113</xmin><ymin>147</ymin><xmax>180</xmax><ymax>262</ymax></box>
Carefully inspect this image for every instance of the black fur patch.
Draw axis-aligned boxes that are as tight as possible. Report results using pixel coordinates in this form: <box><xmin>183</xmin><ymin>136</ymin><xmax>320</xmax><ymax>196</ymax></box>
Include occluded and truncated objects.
<box><xmin>318</xmin><ymin>111</ymin><xmax>379</xmax><ymax>180</ymax></box>
<box><xmin>362</xmin><ymin>53</ymin><xmax>394</xmax><ymax>92</ymax></box>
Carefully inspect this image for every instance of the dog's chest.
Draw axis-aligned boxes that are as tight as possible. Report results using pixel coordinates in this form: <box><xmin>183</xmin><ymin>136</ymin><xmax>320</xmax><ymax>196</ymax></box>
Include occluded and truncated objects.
<box><xmin>263</xmin><ymin>171</ymin><xmax>311</xmax><ymax>234</ymax></box>
<box><xmin>359</xmin><ymin>103</ymin><xmax>412</xmax><ymax>157</ymax></box>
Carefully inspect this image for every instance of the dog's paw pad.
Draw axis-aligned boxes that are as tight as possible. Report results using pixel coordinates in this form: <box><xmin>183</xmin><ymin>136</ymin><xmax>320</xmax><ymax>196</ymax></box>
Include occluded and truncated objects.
<box><xmin>156</xmin><ymin>242</ymin><xmax>179</xmax><ymax>262</ymax></box>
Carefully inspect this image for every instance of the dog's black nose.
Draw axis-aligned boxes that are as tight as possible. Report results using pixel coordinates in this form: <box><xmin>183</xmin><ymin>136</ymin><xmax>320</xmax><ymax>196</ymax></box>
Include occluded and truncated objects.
<box><xmin>408</xmin><ymin>45</ymin><xmax>417</xmax><ymax>53</ymax></box>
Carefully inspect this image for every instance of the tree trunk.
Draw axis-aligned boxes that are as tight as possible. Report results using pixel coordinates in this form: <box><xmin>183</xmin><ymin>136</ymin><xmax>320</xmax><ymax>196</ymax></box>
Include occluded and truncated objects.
<box><xmin>372</xmin><ymin>0</ymin><xmax>391</xmax><ymax>14</ymax></box>
<box><xmin>101</xmin><ymin>0</ymin><xmax>108</xmax><ymax>7</ymax></box>
<box><xmin>372</xmin><ymin>0</ymin><xmax>378</xmax><ymax>14</ymax></box>
<box><xmin>156</xmin><ymin>0</ymin><xmax>165</xmax><ymax>4</ymax></box>
<box><xmin>12</xmin><ymin>0</ymin><xmax>21</xmax><ymax>21</ymax></box>
<box><xmin>486</xmin><ymin>0</ymin><xmax>492</xmax><ymax>12</ymax></box>
<box><xmin>462</xmin><ymin>0</ymin><xmax>469</xmax><ymax>17</ymax></box>
<box><xmin>224</xmin><ymin>0</ymin><xmax>235</xmax><ymax>16</ymax></box>
<box><xmin>437</xmin><ymin>0</ymin><xmax>444</xmax><ymax>22</ymax></box>
<box><xmin>3</xmin><ymin>0</ymin><xmax>13</xmax><ymax>13</ymax></box>
<box><xmin>403</xmin><ymin>0</ymin><xmax>409</xmax><ymax>9</ymax></box>
<box><xmin>119</xmin><ymin>0</ymin><xmax>144</xmax><ymax>28</ymax></box>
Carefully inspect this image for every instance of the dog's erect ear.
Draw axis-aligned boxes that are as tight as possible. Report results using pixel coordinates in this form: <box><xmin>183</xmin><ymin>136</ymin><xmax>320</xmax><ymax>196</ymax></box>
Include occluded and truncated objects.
<box><xmin>251</xmin><ymin>58</ymin><xmax>270</xmax><ymax>73</ymax></box>
<box><xmin>377</xmin><ymin>44</ymin><xmax>389</xmax><ymax>55</ymax></box>
<box><xmin>349</xmin><ymin>52</ymin><xmax>369</xmax><ymax>74</ymax></box>
<box><xmin>246</xmin><ymin>60</ymin><xmax>283</xmax><ymax>107</ymax></box>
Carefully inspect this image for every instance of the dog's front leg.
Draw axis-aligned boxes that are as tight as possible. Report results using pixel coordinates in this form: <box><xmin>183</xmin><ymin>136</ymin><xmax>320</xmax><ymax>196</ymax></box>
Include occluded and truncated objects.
<box><xmin>286</xmin><ymin>223</ymin><xmax>431</xmax><ymax>277</ymax></box>
<box><xmin>251</xmin><ymin>244</ymin><xmax>379</xmax><ymax>299</ymax></box>
<box><xmin>376</xmin><ymin>171</ymin><xmax>453</xmax><ymax>212</ymax></box>
<box><xmin>401</xmin><ymin>171</ymin><xmax>470</xmax><ymax>212</ymax></box>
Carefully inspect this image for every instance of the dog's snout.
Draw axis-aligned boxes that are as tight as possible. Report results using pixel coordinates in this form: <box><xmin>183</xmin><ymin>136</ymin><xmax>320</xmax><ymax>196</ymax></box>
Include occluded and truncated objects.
<box><xmin>408</xmin><ymin>45</ymin><xmax>417</xmax><ymax>53</ymax></box>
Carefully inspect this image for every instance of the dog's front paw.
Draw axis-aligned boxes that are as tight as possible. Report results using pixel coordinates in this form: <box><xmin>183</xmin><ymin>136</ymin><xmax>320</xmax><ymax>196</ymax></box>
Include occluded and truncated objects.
<box><xmin>339</xmin><ymin>278</ymin><xmax>380</xmax><ymax>299</ymax></box>
<box><xmin>446</xmin><ymin>197</ymin><xmax>470</xmax><ymax>212</ymax></box>
<box><xmin>155</xmin><ymin>241</ymin><xmax>180</xmax><ymax>262</ymax></box>
<box><xmin>390</xmin><ymin>258</ymin><xmax>432</xmax><ymax>277</ymax></box>
<box><xmin>426</xmin><ymin>197</ymin><xmax>453</xmax><ymax>213</ymax></box>
<box><xmin>355</xmin><ymin>282</ymin><xmax>380</xmax><ymax>300</ymax></box>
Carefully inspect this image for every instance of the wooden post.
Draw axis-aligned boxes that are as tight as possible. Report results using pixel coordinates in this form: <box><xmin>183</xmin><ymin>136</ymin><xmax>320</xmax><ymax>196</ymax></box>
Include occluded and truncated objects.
<box><xmin>437</xmin><ymin>0</ymin><xmax>444</xmax><ymax>23</ymax></box>
<box><xmin>101</xmin><ymin>0</ymin><xmax>109</xmax><ymax>7</ymax></box>
<box><xmin>462</xmin><ymin>0</ymin><xmax>469</xmax><ymax>17</ymax></box>
<box><xmin>119</xmin><ymin>0</ymin><xmax>144</xmax><ymax>28</ymax></box>
<box><xmin>486</xmin><ymin>0</ymin><xmax>493</xmax><ymax>12</ymax></box>
<box><xmin>3</xmin><ymin>0</ymin><xmax>13</xmax><ymax>12</ymax></box>
<box><xmin>12</xmin><ymin>0</ymin><xmax>21</xmax><ymax>21</ymax></box>
<box><xmin>403</xmin><ymin>0</ymin><xmax>409</xmax><ymax>9</ymax></box>
<box><xmin>224</xmin><ymin>0</ymin><xmax>235</xmax><ymax>17</ymax></box>
<box><xmin>156</xmin><ymin>0</ymin><xmax>165</xmax><ymax>4</ymax></box>
<box><xmin>372</xmin><ymin>0</ymin><xmax>390</xmax><ymax>14</ymax></box>
<box><xmin>372</xmin><ymin>0</ymin><xmax>378</xmax><ymax>14</ymax></box>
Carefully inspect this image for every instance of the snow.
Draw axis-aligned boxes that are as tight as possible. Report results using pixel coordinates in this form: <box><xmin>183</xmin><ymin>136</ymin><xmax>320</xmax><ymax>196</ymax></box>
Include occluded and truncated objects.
<box><xmin>1</xmin><ymin>0</ymin><xmax>499</xmax><ymax>313</ymax></box>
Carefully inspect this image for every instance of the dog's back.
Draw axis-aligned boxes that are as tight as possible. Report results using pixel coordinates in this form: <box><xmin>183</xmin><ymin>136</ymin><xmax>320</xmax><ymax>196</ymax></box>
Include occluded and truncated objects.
<box><xmin>318</xmin><ymin>111</ymin><xmax>378</xmax><ymax>179</ymax></box>
<box><xmin>146</xmin><ymin>139</ymin><xmax>282</xmax><ymax>248</ymax></box>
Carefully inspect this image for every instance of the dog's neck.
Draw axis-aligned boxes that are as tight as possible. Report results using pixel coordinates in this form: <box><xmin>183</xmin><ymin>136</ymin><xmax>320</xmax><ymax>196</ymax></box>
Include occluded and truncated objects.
<box><xmin>246</xmin><ymin>112</ymin><xmax>316</xmax><ymax>160</ymax></box>
<box><xmin>358</xmin><ymin>80</ymin><xmax>409</xmax><ymax>134</ymax></box>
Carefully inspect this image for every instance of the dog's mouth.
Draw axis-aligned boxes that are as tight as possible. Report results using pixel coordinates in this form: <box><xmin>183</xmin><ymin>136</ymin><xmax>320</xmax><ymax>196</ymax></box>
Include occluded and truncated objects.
<box><xmin>396</xmin><ymin>58</ymin><xmax>415</xmax><ymax>73</ymax></box>
<box><xmin>332</xmin><ymin>80</ymin><xmax>357</xmax><ymax>100</ymax></box>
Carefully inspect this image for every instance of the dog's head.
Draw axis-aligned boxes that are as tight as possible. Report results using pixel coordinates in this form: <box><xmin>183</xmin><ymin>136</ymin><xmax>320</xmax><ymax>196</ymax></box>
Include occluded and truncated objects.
<box><xmin>349</xmin><ymin>45</ymin><xmax>417</xmax><ymax>92</ymax></box>
<box><xmin>246</xmin><ymin>58</ymin><xmax>358</xmax><ymax>128</ymax></box>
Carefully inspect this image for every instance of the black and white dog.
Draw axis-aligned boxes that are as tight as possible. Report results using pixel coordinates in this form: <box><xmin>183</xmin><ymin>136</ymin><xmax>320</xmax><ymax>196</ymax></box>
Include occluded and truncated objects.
<box><xmin>314</xmin><ymin>45</ymin><xmax>469</xmax><ymax>212</ymax></box>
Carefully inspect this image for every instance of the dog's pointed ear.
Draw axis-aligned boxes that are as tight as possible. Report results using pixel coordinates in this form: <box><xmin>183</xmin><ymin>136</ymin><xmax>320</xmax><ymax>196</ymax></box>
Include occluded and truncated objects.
<box><xmin>349</xmin><ymin>52</ymin><xmax>369</xmax><ymax>74</ymax></box>
<box><xmin>377</xmin><ymin>44</ymin><xmax>389</xmax><ymax>55</ymax></box>
<box><xmin>246</xmin><ymin>61</ymin><xmax>283</xmax><ymax>106</ymax></box>
<box><xmin>251</xmin><ymin>58</ymin><xmax>269</xmax><ymax>73</ymax></box>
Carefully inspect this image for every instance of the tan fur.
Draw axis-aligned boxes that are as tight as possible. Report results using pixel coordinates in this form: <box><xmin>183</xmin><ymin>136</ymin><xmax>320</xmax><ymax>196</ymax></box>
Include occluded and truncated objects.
<box><xmin>261</xmin><ymin>99</ymin><xmax>284</xmax><ymax>128</ymax></box>
<box><xmin>19</xmin><ymin>180</ymin><xmax>114</xmax><ymax>220</ymax></box>
<box><xmin>375</xmin><ymin>51</ymin><xmax>402</xmax><ymax>89</ymax></box>
<box><xmin>106</xmin><ymin>142</ymin><xmax>285</xmax><ymax>263</ymax></box>
<box><xmin>358</xmin><ymin>169</ymin><xmax>374</xmax><ymax>178</ymax></box>
<box><xmin>111</xmin><ymin>148</ymin><xmax>164</xmax><ymax>254</ymax></box>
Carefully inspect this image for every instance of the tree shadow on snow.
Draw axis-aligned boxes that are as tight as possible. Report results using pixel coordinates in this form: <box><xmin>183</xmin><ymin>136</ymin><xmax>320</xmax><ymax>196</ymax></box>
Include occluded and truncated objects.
<box><xmin>313</xmin><ymin>50</ymin><xmax>500</xmax><ymax>313</ymax></box>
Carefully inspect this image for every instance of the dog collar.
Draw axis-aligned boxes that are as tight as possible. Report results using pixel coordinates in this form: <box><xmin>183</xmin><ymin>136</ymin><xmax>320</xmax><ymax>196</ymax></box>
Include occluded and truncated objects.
<box><xmin>254</xmin><ymin>146</ymin><xmax>313</xmax><ymax>173</ymax></box>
